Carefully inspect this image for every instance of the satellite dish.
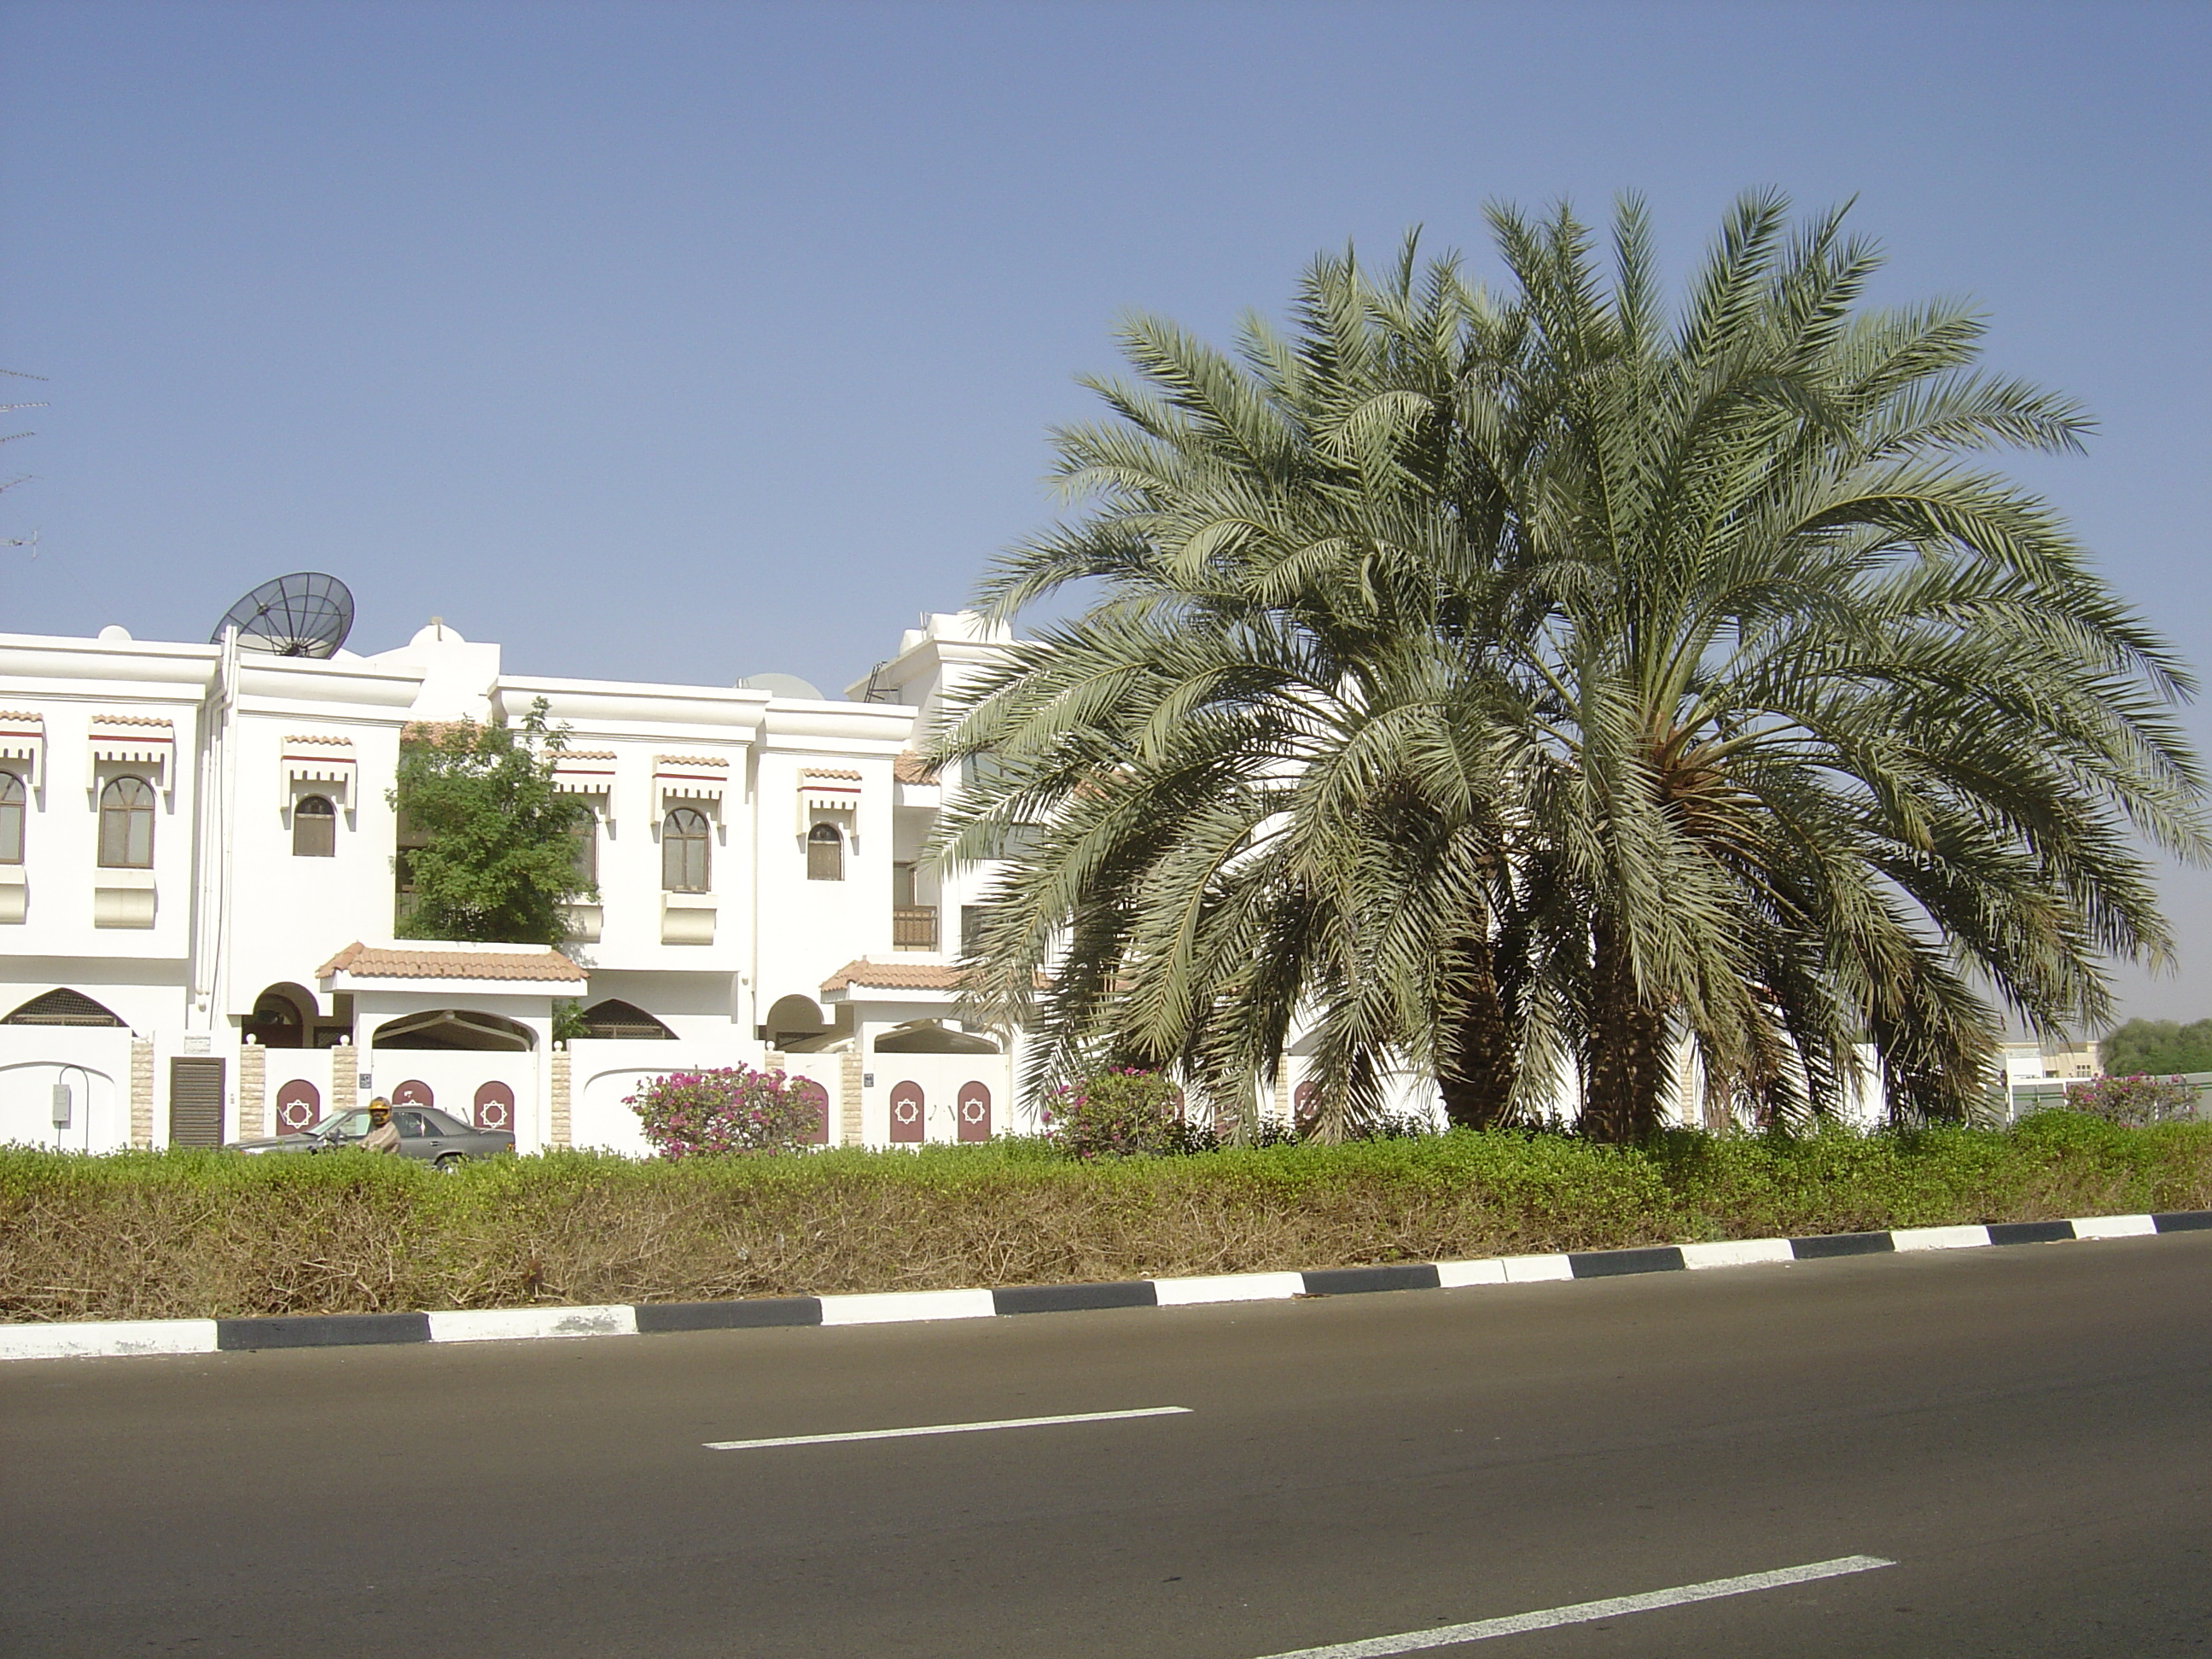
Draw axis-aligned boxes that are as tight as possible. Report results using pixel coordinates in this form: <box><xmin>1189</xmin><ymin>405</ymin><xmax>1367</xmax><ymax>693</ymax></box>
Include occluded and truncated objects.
<box><xmin>211</xmin><ymin>573</ymin><xmax>354</xmax><ymax>658</ymax></box>
<box><xmin>736</xmin><ymin>672</ymin><xmax>825</xmax><ymax>700</ymax></box>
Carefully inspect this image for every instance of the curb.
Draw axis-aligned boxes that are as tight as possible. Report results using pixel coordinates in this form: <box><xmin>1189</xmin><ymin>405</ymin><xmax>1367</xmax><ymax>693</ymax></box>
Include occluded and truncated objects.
<box><xmin>5</xmin><ymin>1209</ymin><xmax>2209</xmax><ymax>1364</ymax></box>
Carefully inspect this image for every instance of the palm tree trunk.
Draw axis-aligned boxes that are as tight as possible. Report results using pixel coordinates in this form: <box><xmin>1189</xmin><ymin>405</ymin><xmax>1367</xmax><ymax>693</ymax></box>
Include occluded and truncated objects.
<box><xmin>1583</xmin><ymin>917</ymin><xmax>1668</xmax><ymax>1142</ymax></box>
<box><xmin>1439</xmin><ymin>949</ymin><xmax>1517</xmax><ymax>1129</ymax></box>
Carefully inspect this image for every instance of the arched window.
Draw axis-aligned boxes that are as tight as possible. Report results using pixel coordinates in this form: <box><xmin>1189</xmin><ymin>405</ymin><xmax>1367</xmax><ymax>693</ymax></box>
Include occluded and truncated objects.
<box><xmin>97</xmin><ymin>776</ymin><xmax>154</xmax><ymax>869</ymax></box>
<box><xmin>0</xmin><ymin>772</ymin><xmax>22</xmax><ymax>864</ymax></box>
<box><xmin>806</xmin><ymin>821</ymin><xmax>844</xmax><ymax>882</ymax></box>
<box><xmin>3</xmin><ymin>987</ymin><xmax>125</xmax><ymax>1026</ymax></box>
<box><xmin>662</xmin><ymin>807</ymin><xmax>710</xmax><ymax>893</ymax></box>
<box><xmin>247</xmin><ymin>990</ymin><xmax>306</xmax><ymax>1048</ymax></box>
<box><xmin>291</xmin><ymin>794</ymin><xmax>336</xmax><ymax>858</ymax></box>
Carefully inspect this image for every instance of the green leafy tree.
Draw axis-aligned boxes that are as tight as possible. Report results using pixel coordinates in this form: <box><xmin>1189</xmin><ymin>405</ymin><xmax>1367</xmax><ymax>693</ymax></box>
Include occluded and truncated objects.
<box><xmin>2101</xmin><ymin>1018</ymin><xmax>2212</xmax><ymax>1078</ymax></box>
<box><xmin>933</xmin><ymin>193</ymin><xmax>2205</xmax><ymax>1141</ymax></box>
<box><xmin>389</xmin><ymin>698</ymin><xmax>594</xmax><ymax>943</ymax></box>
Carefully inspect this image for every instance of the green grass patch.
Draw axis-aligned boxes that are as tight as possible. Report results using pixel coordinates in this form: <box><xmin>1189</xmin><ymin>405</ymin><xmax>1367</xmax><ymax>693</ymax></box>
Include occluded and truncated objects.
<box><xmin>3</xmin><ymin>1114</ymin><xmax>2207</xmax><ymax>1322</ymax></box>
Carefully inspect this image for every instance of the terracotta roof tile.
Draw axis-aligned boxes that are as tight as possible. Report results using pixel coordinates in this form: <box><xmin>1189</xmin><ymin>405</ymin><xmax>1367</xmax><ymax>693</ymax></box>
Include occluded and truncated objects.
<box><xmin>90</xmin><ymin>714</ymin><xmax>174</xmax><ymax>728</ymax></box>
<box><xmin>655</xmin><ymin>754</ymin><xmax>729</xmax><ymax>768</ymax></box>
<box><xmin>0</xmin><ymin>711</ymin><xmax>42</xmax><ymax>723</ymax></box>
<box><xmin>893</xmin><ymin>751</ymin><xmax>938</xmax><ymax>785</ymax></box>
<box><xmin>316</xmin><ymin>941</ymin><xmax>587</xmax><ymax>983</ymax></box>
<box><xmin>820</xmin><ymin>958</ymin><xmax>969</xmax><ymax>992</ymax></box>
<box><xmin>819</xmin><ymin>958</ymin><xmax>1048</xmax><ymax>994</ymax></box>
<box><xmin>282</xmin><ymin>734</ymin><xmax>356</xmax><ymax>747</ymax></box>
<box><xmin>558</xmin><ymin>749</ymin><xmax>616</xmax><ymax>760</ymax></box>
<box><xmin>802</xmin><ymin>767</ymin><xmax>862</xmax><ymax>782</ymax></box>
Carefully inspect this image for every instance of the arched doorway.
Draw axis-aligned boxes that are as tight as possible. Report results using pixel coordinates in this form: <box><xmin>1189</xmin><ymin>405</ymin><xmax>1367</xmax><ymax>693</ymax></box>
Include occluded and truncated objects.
<box><xmin>392</xmin><ymin>1079</ymin><xmax>434</xmax><ymax>1109</ymax></box>
<box><xmin>371</xmin><ymin>1009</ymin><xmax>535</xmax><ymax>1051</ymax></box>
<box><xmin>246</xmin><ymin>984</ymin><xmax>315</xmax><ymax>1049</ymax></box>
<box><xmin>1293</xmin><ymin>1080</ymin><xmax>1320</xmax><ymax>1137</ymax></box>
<box><xmin>574</xmin><ymin>999</ymin><xmax>675</xmax><ymax>1040</ymax></box>
<box><xmin>762</xmin><ymin>993</ymin><xmax>830</xmax><ymax>1049</ymax></box>
<box><xmin>3</xmin><ymin>988</ymin><xmax>124</xmax><ymax>1027</ymax></box>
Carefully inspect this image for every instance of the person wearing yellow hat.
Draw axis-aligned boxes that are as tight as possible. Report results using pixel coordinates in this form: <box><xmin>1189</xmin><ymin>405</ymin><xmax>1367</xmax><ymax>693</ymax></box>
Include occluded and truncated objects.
<box><xmin>359</xmin><ymin>1097</ymin><xmax>401</xmax><ymax>1155</ymax></box>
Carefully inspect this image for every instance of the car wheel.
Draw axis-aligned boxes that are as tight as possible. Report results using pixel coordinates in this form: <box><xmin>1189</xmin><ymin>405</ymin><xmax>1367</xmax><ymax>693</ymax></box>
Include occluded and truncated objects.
<box><xmin>434</xmin><ymin>1153</ymin><xmax>468</xmax><ymax>1173</ymax></box>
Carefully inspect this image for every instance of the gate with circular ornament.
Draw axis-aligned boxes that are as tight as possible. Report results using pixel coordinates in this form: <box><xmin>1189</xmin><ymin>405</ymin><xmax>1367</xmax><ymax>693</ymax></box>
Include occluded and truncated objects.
<box><xmin>956</xmin><ymin>1080</ymin><xmax>992</xmax><ymax>1143</ymax></box>
<box><xmin>888</xmin><ymin>1080</ymin><xmax>924</xmax><ymax>1144</ymax></box>
<box><xmin>473</xmin><ymin>1080</ymin><xmax>515</xmax><ymax>1132</ymax></box>
<box><xmin>1293</xmin><ymin>1080</ymin><xmax>1320</xmax><ymax>1137</ymax></box>
<box><xmin>275</xmin><ymin>1079</ymin><xmax>321</xmax><ymax>1135</ymax></box>
<box><xmin>392</xmin><ymin>1079</ymin><xmax>434</xmax><ymax>1109</ymax></box>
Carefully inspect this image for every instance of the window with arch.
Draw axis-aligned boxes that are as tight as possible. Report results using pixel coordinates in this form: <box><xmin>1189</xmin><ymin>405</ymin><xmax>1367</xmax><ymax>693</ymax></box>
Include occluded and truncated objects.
<box><xmin>661</xmin><ymin>807</ymin><xmax>710</xmax><ymax>893</ymax></box>
<box><xmin>0</xmin><ymin>771</ymin><xmax>22</xmax><ymax>864</ymax></box>
<box><xmin>291</xmin><ymin>794</ymin><xmax>336</xmax><ymax>858</ymax></box>
<box><xmin>806</xmin><ymin>821</ymin><xmax>844</xmax><ymax>882</ymax></box>
<box><xmin>97</xmin><ymin>776</ymin><xmax>154</xmax><ymax>869</ymax></box>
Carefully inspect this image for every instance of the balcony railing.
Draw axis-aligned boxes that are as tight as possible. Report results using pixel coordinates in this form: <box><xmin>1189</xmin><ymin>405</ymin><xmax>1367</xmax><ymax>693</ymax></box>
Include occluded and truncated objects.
<box><xmin>892</xmin><ymin>905</ymin><xmax>939</xmax><ymax>952</ymax></box>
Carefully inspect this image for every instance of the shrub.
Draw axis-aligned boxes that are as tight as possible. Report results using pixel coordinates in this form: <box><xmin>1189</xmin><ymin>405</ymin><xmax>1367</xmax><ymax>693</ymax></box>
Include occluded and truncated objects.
<box><xmin>1044</xmin><ymin>1069</ymin><xmax>1205</xmax><ymax>1158</ymax></box>
<box><xmin>626</xmin><ymin>1067</ymin><xmax>824</xmax><ymax>1159</ymax></box>
<box><xmin>2059</xmin><ymin>1074</ymin><xmax>2203</xmax><ymax>1127</ymax></box>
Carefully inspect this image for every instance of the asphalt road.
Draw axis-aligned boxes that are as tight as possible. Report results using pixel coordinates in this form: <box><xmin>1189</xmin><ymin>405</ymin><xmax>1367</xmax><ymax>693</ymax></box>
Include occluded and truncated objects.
<box><xmin>4</xmin><ymin>1235</ymin><xmax>2210</xmax><ymax>1658</ymax></box>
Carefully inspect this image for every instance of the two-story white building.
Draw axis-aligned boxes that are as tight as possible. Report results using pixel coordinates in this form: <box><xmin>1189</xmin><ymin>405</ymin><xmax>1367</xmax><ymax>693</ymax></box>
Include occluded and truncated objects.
<box><xmin>0</xmin><ymin>605</ymin><xmax>1039</xmax><ymax>1155</ymax></box>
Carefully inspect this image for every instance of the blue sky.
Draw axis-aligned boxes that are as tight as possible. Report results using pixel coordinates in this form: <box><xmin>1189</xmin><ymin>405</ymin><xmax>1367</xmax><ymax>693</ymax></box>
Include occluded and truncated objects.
<box><xmin>3</xmin><ymin>0</ymin><xmax>2208</xmax><ymax>1016</ymax></box>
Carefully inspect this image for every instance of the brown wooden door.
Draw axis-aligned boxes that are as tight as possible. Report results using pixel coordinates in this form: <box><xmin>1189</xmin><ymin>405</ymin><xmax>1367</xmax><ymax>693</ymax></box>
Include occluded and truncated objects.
<box><xmin>168</xmin><ymin>1057</ymin><xmax>225</xmax><ymax>1148</ymax></box>
<box><xmin>956</xmin><ymin>1080</ymin><xmax>992</xmax><ymax>1143</ymax></box>
<box><xmin>888</xmin><ymin>1080</ymin><xmax>924</xmax><ymax>1143</ymax></box>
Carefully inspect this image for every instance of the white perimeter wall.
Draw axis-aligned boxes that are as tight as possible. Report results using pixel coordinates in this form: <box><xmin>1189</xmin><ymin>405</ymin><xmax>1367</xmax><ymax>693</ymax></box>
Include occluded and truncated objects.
<box><xmin>861</xmin><ymin>1051</ymin><xmax>1022</xmax><ymax>1147</ymax></box>
<box><xmin>0</xmin><ymin>1027</ymin><xmax>131</xmax><ymax>1150</ymax></box>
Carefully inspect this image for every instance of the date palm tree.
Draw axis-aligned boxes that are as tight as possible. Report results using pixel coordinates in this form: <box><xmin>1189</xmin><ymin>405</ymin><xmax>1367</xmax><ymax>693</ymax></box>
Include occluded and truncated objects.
<box><xmin>934</xmin><ymin>194</ymin><xmax>2203</xmax><ymax>1138</ymax></box>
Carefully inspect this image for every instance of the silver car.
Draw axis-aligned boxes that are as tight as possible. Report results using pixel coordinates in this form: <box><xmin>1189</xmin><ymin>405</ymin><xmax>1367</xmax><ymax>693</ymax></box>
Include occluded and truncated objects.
<box><xmin>225</xmin><ymin>1105</ymin><xmax>515</xmax><ymax>1169</ymax></box>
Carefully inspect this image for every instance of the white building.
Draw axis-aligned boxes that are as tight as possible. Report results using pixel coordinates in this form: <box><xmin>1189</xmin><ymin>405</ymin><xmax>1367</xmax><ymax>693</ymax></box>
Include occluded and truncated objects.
<box><xmin>0</xmin><ymin>608</ymin><xmax>1041</xmax><ymax>1155</ymax></box>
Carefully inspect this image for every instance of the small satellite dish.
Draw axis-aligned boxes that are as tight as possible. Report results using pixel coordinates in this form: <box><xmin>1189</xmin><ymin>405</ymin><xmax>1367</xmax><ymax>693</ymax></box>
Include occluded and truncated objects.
<box><xmin>736</xmin><ymin>672</ymin><xmax>825</xmax><ymax>701</ymax></box>
<box><xmin>211</xmin><ymin>573</ymin><xmax>355</xmax><ymax>658</ymax></box>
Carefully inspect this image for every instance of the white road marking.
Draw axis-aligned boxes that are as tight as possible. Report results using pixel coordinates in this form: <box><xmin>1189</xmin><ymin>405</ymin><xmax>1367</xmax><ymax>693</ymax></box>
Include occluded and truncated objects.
<box><xmin>1248</xmin><ymin>1554</ymin><xmax>1895</xmax><ymax>1657</ymax></box>
<box><xmin>704</xmin><ymin>1405</ymin><xmax>1192</xmax><ymax>1451</ymax></box>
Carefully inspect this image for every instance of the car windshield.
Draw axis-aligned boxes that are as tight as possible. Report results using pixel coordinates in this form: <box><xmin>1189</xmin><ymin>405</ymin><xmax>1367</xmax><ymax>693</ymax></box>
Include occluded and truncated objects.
<box><xmin>311</xmin><ymin>1110</ymin><xmax>373</xmax><ymax>1139</ymax></box>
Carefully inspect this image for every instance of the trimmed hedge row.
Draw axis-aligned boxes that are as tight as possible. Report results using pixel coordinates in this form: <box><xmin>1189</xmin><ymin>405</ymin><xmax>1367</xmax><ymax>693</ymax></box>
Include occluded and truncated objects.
<box><xmin>4</xmin><ymin>1113</ymin><xmax>2209</xmax><ymax>1322</ymax></box>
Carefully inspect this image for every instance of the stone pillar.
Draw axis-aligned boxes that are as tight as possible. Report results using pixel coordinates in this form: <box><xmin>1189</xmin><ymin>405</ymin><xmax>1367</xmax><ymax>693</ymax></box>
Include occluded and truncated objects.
<box><xmin>549</xmin><ymin>1045</ymin><xmax>572</xmax><ymax>1147</ymax></box>
<box><xmin>129</xmin><ymin>1038</ymin><xmax>155</xmax><ymax>1148</ymax></box>
<box><xmin>839</xmin><ymin>1047</ymin><xmax>864</xmax><ymax>1146</ymax></box>
<box><xmin>329</xmin><ymin>1045</ymin><xmax>358</xmax><ymax>1115</ymax></box>
<box><xmin>237</xmin><ymin>1038</ymin><xmax>267</xmax><ymax>1140</ymax></box>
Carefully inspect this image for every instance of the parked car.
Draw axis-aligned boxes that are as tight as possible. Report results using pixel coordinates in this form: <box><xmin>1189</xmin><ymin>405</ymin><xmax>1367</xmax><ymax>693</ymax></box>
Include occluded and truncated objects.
<box><xmin>225</xmin><ymin>1105</ymin><xmax>513</xmax><ymax>1168</ymax></box>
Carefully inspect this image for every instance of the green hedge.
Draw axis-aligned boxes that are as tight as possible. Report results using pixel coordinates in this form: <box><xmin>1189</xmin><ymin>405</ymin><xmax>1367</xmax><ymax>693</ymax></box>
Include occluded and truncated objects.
<box><xmin>3</xmin><ymin>1114</ymin><xmax>2206</xmax><ymax>1322</ymax></box>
